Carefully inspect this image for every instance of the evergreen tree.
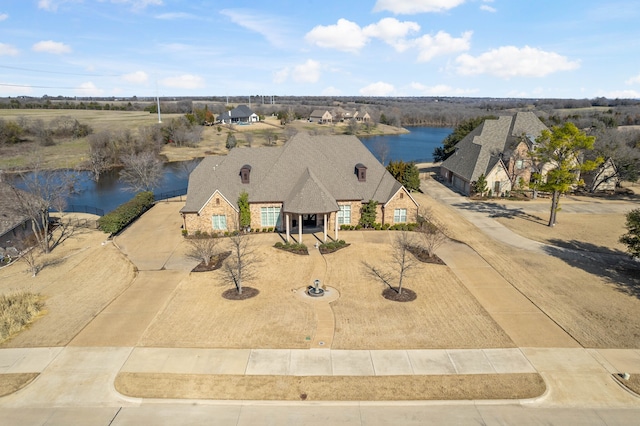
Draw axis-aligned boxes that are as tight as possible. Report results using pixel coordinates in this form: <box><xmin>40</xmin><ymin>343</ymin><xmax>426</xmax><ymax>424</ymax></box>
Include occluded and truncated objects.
<box><xmin>238</xmin><ymin>191</ymin><xmax>251</xmax><ymax>230</ymax></box>
<box><xmin>359</xmin><ymin>200</ymin><xmax>378</xmax><ymax>228</ymax></box>
<box><xmin>620</xmin><ymin>209</ymin><xmax>640</xmax><ymax>258</ymax></box>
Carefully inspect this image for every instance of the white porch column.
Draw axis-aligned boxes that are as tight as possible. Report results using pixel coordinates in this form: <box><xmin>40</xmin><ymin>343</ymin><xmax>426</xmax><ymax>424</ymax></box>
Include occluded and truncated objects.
<box><xmin>323</xmin><ymin>213</ymin><xmax>327</xmax><ymax>242</ymax></box>
<box><xmin>335</xmin><ymin>212</ymin><xmax>339</xmax><ymax>240</ymax></box>
<box><xmin>285</xmin><ymin>213</ymin><xmax>290</xmax><ymax>243</ymax></box>
<box><xmin>298</xmin><ymin>214</ymin><xmax>302</xmax><ymax>243</ymax></box>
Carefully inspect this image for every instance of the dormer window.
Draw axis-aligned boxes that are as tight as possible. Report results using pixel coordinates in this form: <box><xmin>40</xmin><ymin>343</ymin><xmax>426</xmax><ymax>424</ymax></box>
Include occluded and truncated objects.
<box><xmin>240</xmin><ymin>164</ymin><xmax>251</xmax><ymax>184</ymax></box>
<box><xmin>355</xmin><ymin>163</ymin><xmax>367</xmax><ymax>182</ymax></box>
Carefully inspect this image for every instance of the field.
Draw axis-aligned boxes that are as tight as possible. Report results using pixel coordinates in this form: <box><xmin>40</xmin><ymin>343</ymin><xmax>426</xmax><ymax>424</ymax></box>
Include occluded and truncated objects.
<box><xmin>0</xmin><ymin>109</ymin><xmax>408</xmax><ymax>169</ymax></box>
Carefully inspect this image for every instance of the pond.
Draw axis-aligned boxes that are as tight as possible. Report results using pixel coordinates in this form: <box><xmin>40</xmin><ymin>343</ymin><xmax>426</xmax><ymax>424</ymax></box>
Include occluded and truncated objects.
<box><xmin>361</xmin><ymin>126</ymin><xmax>452</xmax><ymax>164</ymax></box>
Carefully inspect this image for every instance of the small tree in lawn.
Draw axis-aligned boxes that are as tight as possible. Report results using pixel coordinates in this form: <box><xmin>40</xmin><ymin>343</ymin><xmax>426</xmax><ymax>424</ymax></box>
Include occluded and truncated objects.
<box><xmin>238</xmin><ymin>191</ymin><xmax>251</xmax><ymax>230</ymax></box>
<box><xmin>223</xmin><ymin>231</ymin><xmax>259</xmax><ymax>295</ymax></box>
<box><xmin>416</xmin><ymin>207</ymin><xmax>448</xmax><ymax>258</ymax></box>
<box><xmin>473</xmin><ymin>174</ymin><xmax>488</xmax><ymax>197</ymax></box>
<box><xmin>359</xmin><ymin>200</ymin><xmax>378</xmax><ymax>228</ymax></box>
<box><xmin>620</xmin><ymin>209</ymin><xmax>640</xmax><ymax>259</ymax></box>
<box><xmin>186</xmin><ymin>234</ymin><xmax>221</xmax><ymax>267</ymax></box>
<box><xmin>363</xmin><ymin>231</ymin><xmax>417</xmax><ymax>296</ymax></box>
<box><xmin>531</xmin><ymin>123</ymin><xmax>601</xmax><ymax>227</ymax></box>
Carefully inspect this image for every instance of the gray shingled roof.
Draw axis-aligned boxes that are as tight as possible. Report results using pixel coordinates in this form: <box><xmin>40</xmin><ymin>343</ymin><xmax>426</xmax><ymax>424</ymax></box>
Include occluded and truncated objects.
<box><xmin>218</xmin><ymin>105</ymin><xmax>256</xmax><ymax>120</ymax></box>
<box><xmin>181</xmin><ymin>133</ymin><xmax>405</xmax><ymax>214</ymax></box>
<box><xmin>441</xmin><ymin>112</ymin><xmax>548</xmax><ymax>182</ymax></box>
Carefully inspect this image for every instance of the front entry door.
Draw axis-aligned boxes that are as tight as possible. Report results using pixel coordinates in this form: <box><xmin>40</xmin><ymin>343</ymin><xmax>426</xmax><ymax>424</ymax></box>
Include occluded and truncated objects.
<box><xmin>303</xmin><ymin>214</ymin><xmax>317</xmax><ymax>227</ymax></box>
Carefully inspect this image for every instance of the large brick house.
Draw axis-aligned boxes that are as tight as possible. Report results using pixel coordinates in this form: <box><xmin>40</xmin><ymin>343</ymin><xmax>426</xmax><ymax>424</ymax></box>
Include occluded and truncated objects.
<box><xmin>180</xmin><ymin>133</ymin><xmax>419</xmax><ymax>242</ymax></box>
<box><xmin>439</xmin><ymin>112</ymin><xmax>548</xmax><ymax>196</ymax></box>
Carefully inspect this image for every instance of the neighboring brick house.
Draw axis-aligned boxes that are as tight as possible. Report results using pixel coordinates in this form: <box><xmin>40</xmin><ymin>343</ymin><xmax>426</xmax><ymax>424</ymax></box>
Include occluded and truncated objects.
<box><xmin>309</xmin><ymin>109</ymin><xmax>333</xmax><ymax>123</ymax></box>
<box><xmin>181</xmin><ymin>133</ymin><xmax>419</xmax><ymax>243</ymax></box>
<box><xmin>439</xmin><ymin>112</ymin><xmax>548</xmax><ymax>196</ymax></box>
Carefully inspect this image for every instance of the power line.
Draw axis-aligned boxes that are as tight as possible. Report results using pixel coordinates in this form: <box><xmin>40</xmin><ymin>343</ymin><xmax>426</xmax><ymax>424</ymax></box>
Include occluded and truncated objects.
<box><xmin>0</xmin><ymin>65</ymin><xmax>120</xmax><ymax>77</ymax></box>
<box><xmin>0</xmin><ymin>83</ymin><xmax>79</xmax><ymax>89</ymax></box>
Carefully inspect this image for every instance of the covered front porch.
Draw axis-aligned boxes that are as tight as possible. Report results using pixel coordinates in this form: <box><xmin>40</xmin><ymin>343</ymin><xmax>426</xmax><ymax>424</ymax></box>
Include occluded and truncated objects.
<box><xmin>282</xmin><ymin>212</ymin><xmax>339</xmax><ymax>244</ymax></box>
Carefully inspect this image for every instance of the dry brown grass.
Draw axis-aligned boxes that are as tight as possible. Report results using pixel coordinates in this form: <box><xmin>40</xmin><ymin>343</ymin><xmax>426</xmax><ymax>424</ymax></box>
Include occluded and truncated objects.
<box><xmin>0</xmin><ymin>373</ymin><xmax>38</xmax><ymax>397</ymax></box>
<box><xmin>412</xmin><ymin>190</ymin><xmax>640</xmax><ymax>349</ymax></box>
<box><xmin>494</xmin><ymin>213</ymin><xmax>628</xmax><ymax>253</ymax></box>
<box><xmin>115</xmin><ymin>372</ymin><xmax>545</xmax><ymax>401</ymax></box>
<box><xmin>140</xmin><ymin>231</ymin><xmax>513</xmax><ymax>350</ymax></box>
<box><xmin>0</xmin><ymin>291</ymin><xmax>44</xmax><ymax>343</ymax></box>
<box><xmin>0</xmin><ymin>226</ymin><xmax>136</xmax><ymax>347</ymax></box>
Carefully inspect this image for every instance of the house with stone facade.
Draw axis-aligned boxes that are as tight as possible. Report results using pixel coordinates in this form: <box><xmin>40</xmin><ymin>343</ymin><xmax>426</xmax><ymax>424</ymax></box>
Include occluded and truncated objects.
<box><xmin>180</xmin><ymin>133</ymin><xmax>419</xmax><ymax>243</ymax></box>
<box><xmin>439</xmin><ymin>112</ymin><xmax>548</xmax><ymax>196</ymax></box>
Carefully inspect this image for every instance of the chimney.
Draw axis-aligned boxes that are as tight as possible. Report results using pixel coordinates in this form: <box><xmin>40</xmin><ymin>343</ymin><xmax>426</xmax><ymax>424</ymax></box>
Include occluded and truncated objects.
<box><xmin>355</xmin><ymin>163</ymin><xmax>367</xmax><ymax>182</ymax></box>
<box><xmin>240</xmin><ymin>165</ymin><xmax>251</xmax><ymax>184</ymax></box>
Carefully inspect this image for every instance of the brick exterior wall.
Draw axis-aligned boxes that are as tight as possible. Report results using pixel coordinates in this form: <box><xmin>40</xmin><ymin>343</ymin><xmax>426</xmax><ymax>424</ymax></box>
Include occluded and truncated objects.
<box><xmin>183</xmin><ymin>192</ymin><xmax>238</xmax><ymax>234</ymax></box>
<box><xmin>383</xmin><ymin>188</ymin><xmax>419</xmax><ymax>224</ymax></box>
<box><xmin>249</xmin><ymin>202</ymin><xmax>283</xmax><ymax>231</ymax></box>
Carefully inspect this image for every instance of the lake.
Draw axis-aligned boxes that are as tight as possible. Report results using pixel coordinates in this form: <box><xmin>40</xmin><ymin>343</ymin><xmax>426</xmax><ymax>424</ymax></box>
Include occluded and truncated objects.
<box><xmin>14</xmin><ymin>127</ymin><xmax>450</xmax><ymax>214</ymax></box>
<box><xmin>361</xmin><ymin>126</ymin><xmax>452</xmax><ymax>164</ymax></box>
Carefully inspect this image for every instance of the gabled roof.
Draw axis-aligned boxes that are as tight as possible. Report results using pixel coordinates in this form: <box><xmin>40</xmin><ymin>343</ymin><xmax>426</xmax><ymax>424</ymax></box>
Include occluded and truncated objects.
<box><xmin>181</xmin><ymin>133</ymin><xmax>407</xmax><ymax>214</ymax></box>
<box><xmin>218</xmin><ymin>105</ymin><xmax>256</xmax><ymax>120</ymax></box>
<box><xmin>309</xmin><ymin>109</ymin><xmax>331</xmax><ymax>118</ymax></box>
<box><xmin>441</xmin><ymin>112</ymin><xmax>547</xmax><ymax>182</ymax></box>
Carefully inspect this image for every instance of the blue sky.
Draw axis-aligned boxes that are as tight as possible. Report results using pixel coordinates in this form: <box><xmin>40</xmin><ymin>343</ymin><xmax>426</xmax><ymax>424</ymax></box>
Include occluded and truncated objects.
<box><xmin>1</xmin><ymin>0</ymin><xmax>639</xmax><ymax>99</ymax></box>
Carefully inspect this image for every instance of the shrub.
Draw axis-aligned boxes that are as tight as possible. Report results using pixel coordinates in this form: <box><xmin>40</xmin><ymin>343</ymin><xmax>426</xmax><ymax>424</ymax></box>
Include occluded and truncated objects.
<box><xmin>273</xmin><ymin>241</ymin><xmax>308</xmax><ymax>255</ymax></box>
<box><xmin>181</xmin><ymin>229</ymin><xmax>188</xmax><ymax>237</ymax></box>
<box><xmin>0</xmin><ymin>291</ymin><xmax>44</xmax><ymax>343</ymax></box>
<box><xmin>97</xmin><ymin>191</ymin><xmax>154</xmax><ymax>234</ymax></box>
<box><xmin>318</xmin><ymin>239</ymin><xmax>349</xmax><ymax>254</ymax></box>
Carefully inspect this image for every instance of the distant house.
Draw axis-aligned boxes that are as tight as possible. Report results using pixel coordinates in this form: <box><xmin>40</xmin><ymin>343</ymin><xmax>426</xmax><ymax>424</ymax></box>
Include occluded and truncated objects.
<box><xmin>309</xmin><ymin>110</ymin><xmax>333</xmax><ymax>124</ymax></box>
<box><xmin>440</xmin><ymin>112</ymin><xmax>548</xmax><ymax>196</ymax></box>
<box><xmin>180</xmin><ymin>133</ymin><xmax>419</xmax><ymax>243</ymax></box>
<box><xmin>356</xmin><ymin>110</ymin><xmax>371</xmax><ymax>122</ymax></box>
<box><xmin>217</xmin><ymin>105</ymin><xmax>259</xmax><ymax>125</ymax></box>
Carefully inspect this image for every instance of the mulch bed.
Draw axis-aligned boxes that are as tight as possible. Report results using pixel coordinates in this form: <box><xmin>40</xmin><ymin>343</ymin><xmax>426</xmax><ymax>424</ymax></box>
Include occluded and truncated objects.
<box><xmin>191</xmin><ymin>251</ymin><xmax>231</xmax><ymax>272</ymax></box>
<box><xmin>407</xmin><ymin>246</ymin><xmax>445</xmax><ymax>265</ymax></box>
<box><xmin>222</xmin><ymin>286</ymin><xmax>259</xmax><ymax>300</ymax></box>
<box><xmin>382</xmin><ymin>287</ymin><xmax>417</xmax><ymax>302</ymax></box>
<box><xmin>319</xmin><ymin>243</ymin><xmax>350</xmax><ymax>254</ymax></box>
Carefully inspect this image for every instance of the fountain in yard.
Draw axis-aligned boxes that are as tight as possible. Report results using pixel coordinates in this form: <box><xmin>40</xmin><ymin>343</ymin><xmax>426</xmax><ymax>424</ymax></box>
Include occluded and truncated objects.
<box><xmin>307</xmin><ymin>279</ymin><xmax>325</xmax><ymax>297</ymax></box>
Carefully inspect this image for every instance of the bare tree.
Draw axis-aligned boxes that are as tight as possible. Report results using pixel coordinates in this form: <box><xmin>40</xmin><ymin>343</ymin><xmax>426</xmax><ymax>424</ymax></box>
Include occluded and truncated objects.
<box><xmin>119</xmin><ymin>152</ymin><xmax>163</xmax><ymax>192</ymax></box>
<box><xmin>223</xmin><ymin>232</ymin><xmax>260</xmax><ymax>295</ymax></box>
<box><xmin>363</xmin><ymin>231</ymin><xmax>418</xmax><ymax>295</ymax></box>
<box><xmin>87</xmin><ymin>130</ymin><xmax>112</xmax><ymax>181</ymax></box>
<box><xmin>372</xmin><ymin>139</ymin><xmax>390</xmax><ymax>166</ymax></box>
<box><xmin>416</xmin><ymin>207</ymin><xmax>448</xmax><ymax>258</ymax></box>
<box><xmin>186</xmin><ymin>234</ymin><xmax>221</xmax><ymax>266</ymax></box>
<box><xmin>19</xmin><ymin>242</ymin><xmax>40</xmax><ymax>277</ymax></box>
<box><xmin>244</xmin><ymin>132</ymin><xmax>254</xmax><ymax>147</ymax></box>
<box><xmin>9</xmin><ymin>164</ymin><xmax>73</xmax><ymax>254</ymax></box>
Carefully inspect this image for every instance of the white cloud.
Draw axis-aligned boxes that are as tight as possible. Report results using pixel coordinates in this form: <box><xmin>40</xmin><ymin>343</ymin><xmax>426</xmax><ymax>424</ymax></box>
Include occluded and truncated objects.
<box><xmin>410</xmin><ymin>82</ymin><xmax>476</xmax><ymax>96</ymax></box>
<box><xmin>359</xmin><ymin>81</ymin><xmax>395</xmax><ymax>96</ymax></box>
<box><xmin>221</xmin><ymin>9</ymin><xmax>288</xmax><ymax>48</ymax></box>
<box><xmin>305</xmin><ymin>19</ymin><xmax>368</xmax><ymax>52</ymax></box>
<box><xmin>599</xmin><ymin>89</ymin><xmax>640</xmax><ymax>99</ymax></box>
<box><xmin>322</xmin><ymin>86</ymin><xmax>342</xmax><ymax>96</ymax></box>
<box><xmin>105</xmin><ymin>0</ymin><xmax>163</xmax><ymax>10</ymax></box>
<box><xmin>76</xmin><ymin>82</ymin><xmax>104</xmax><ymax>96</ymax></box>
<box><xmin>373</xmin><ymin>0</ymin><xmax>466</xmax><ymax>14</ymax></box>
<box><xmin>161</xmin><ymin>74</ymin><xmax>205</xmax><ymax>89</ymax></box>
<box><xmin>455</xmin><ymin>46</ymin><xmax>580</xmax><ymax>78</ymax></box>
<box><xmin>0</xmin><ymin>13</ymin><xmax>8</xmax><ymax>21</ymax></box>
<box><xmin>625</xmin><ymin>74</ymin><xmax>640</xmax><ymax>85</ymax></box>
<box><xmin>38</xmin><ymin>0</ymin><xmax>81</xmax><ymax>12</ymax></box>
<box><xmin>122</xmin><ymin>71</ymin><xmax>148</xmax><ymax>84</ymax></box>
<box><xmin>292</xmin><ymin>60</ymin><xmax>321</xmax><ymax>83</ymax></box>
<box><xmin>0</xmin><ymin>43</ymin><xmax>19</xmax><ymax>56</ymax></box>
<box><xmin>363</xmin><ymin>18</ymin><xmax>420</xmax><ymax>52</ymax></box>
<box><xmin>273</xmin><ymin>67</ymin><xmax>290</xmax><ymax>84</ymax></box>
<box><xmin>32</xmin><ymin>40</ymin><xmax>72</xmax><ymax>54</ymax></box>
<box><xmin>480</xmin><ymin>5</ymin><xmax>496</xmax><ymax>12</ymax></box>
<box><xmin>415</xmin><ymin>30</ymin><xmax>471</xmax><ymax>62</ymax></box>
<box><xmin>155</xmin><ymin>12</ymin><xmax>198</xmax><ymax>20</ymax></box>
